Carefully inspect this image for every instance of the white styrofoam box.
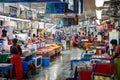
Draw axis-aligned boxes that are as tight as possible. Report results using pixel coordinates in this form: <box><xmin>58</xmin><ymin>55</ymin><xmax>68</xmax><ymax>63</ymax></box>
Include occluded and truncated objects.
<box><xmin>37</xmin><ymin>43</ymin><xmax>40</xmax><ymax>48</ymax></box>
<box><xmin>22</xmin><ymin>49</ymin><xmax>30</xmax><ymax>54</ymax></box>
<box><xmin>81</xmin><ymin>39</ymin><xmax>89</xmax><ymax>41</ymax></box>
<box><xmin>33</xmin><ymin>56</ymin><xmax>42</xmax><ymax>68</ymax></box>
<box><xmin>41</xmin><ymin>42</ymin><xmax>46</xmax><ymax>47</ymax></box>
<box><xmin>27</xmin><ymin>44</ymin><xmax>34</xmax><ymax>50</ymax></box>
<box><xmin>33</xmin><ymin>44</ymin><xmax>37</xmax><ymax>50</ymax></box>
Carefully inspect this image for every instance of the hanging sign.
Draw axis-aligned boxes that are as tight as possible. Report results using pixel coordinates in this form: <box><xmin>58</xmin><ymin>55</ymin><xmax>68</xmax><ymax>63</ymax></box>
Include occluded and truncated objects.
<box><xmin>45</xmin><ymin>2</ymin><xmax>67</xmax><ymax>14</ymax></box>
<box><xmin>0</xmin><ymin>0</ymin><xmax>61</xmax><ymax>2</ymax></box>
<box><xmin>109</xmin><ymin>31</ymin><xmax>119</xmax><ymax>45</ymax></box>
<box><xmin>97</xmin><ymin>35</ymin><xmax>102</xmax><ymax>41</ymax></box>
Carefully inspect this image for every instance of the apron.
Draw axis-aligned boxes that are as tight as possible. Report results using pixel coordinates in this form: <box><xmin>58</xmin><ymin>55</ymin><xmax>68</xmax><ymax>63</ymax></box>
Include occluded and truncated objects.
<box><xmin>10</xmin><ymin>45</ymin><xmax>23</xmax><ymax>79</ymax></box>
<box><xmin>113</xmin><ymin>52</ymin><xmax>120</xmax><ymax>80</ymax></box>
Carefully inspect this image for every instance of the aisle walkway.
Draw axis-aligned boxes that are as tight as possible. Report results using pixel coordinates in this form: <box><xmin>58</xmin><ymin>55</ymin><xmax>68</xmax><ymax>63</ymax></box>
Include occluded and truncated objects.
<box><xmin>32</xmin><ymin>48</ymin><xmax>82</xmax><ymax>80</ymax></box>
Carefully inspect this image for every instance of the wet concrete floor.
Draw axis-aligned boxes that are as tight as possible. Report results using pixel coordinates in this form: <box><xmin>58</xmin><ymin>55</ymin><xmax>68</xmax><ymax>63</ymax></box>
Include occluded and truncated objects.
<box><xmin>31</xmin><ymin>48</ymin><xmax>83</xmax><ymax>80</ymax></box>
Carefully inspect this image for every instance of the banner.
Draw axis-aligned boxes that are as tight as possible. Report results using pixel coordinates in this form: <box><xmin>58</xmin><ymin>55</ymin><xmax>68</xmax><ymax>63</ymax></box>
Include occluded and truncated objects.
<box><xmin>79</xmin><ymin>0</ymin><xmax>83</xmax><ymax>13</ymax></box>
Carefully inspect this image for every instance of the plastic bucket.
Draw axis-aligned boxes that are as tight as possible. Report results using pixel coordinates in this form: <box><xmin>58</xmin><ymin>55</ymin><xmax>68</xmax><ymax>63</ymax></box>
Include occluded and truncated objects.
<box><xmin>42</xmin><ymin>57</ymin><xmax>50</xmax><ymax>67</ymax></box>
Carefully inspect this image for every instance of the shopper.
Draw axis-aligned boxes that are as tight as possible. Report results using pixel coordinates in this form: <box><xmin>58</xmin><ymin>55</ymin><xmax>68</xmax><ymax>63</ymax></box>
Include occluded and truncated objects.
<box><xmin>81</xmin><ymin>33</ymin><xmax>85</xmax><ymax>39</ymax></box>
<box><xmin>71</xmin><ymin>35</ymin><xmax>78</xmax><ymax>48</ymax></box>
<box><xmin>10</xmin><ymin>38</ymin><xmax>23</xmax><ymax>79</ymax></box>
<box><xmin>66</xmin><ymin>34</ymin><xmax>71</xmax><ymax>49</ymax></box>
<box><xmin>77</xmin><ymin>35</ymin><xmax>82</xmax><ymax>48</ymax></box>
<box><xmin>55</xmin><ymin>33</ymin><xmax>61</xmax><ymax>42</ymax></box>
<box><xmin>109</xmin><ymin>39</ymin><xmax>120</xmax><ymax>80</ymax></box>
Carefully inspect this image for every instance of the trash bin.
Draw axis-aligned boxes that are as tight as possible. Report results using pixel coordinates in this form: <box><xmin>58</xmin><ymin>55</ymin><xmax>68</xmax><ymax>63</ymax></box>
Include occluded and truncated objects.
<box><xmin>42</xmin><ymin>57</ymin><xmax>50</xmax><ymax>67</ymax></box>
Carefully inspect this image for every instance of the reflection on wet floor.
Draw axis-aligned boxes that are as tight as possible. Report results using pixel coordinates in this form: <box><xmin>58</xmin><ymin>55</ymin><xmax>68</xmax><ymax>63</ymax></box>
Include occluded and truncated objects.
<box><xmin>32</xmin><ymin>48</ymin><xmax>82</xmax><ymax>80</ymax></box>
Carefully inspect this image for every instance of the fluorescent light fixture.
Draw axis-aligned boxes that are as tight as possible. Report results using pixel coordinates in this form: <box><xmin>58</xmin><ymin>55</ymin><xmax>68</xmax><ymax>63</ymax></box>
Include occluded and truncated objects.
<box><xmin>9</xmin><ymin>17</ymin><xmax>30</xmax><ymax>22</ymax></box>
<box><xmin>95</xmin><ymin>0</ymin><xmax>104</xmax><ymax>7</ymax></box>
<box><xmin>0</xmin><ymin>15</ymin><xmax>30</xmax><ymax>22</ymax></box>
<box><xmin>104</xmin><ymin>0</ymin><xmax>110</xmax><ymax>1</ymax></box>
<box><xmin>96</xmin><ymin>10</ymin><xmax>102</xmax><ymax>19</ymax></box>
<box><xmin>0</xmin><ymin>19</ymin><xmax>4</xmax><ymax>20</ymax></box>
<box><xmin>0</xmin><ymin>15</ymin><xmax>6</xmax><ymax>18</ymax></box>
<box><xmin>96</xmin><ymin>20</ymin><xmax>100</xmax><ymax>25</ymax></box>
<box><xmin>95</xmin><ymin>0</ymin><xmax>110</xmax><ymax>7</ymax></box>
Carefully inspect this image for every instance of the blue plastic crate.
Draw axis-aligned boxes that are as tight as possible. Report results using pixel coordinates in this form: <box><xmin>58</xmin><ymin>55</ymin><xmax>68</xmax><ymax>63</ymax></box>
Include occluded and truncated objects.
<box><xmin>0</xmin><ymin>40</ymin><xmax>3</xmax><ymax>44</ymax></box>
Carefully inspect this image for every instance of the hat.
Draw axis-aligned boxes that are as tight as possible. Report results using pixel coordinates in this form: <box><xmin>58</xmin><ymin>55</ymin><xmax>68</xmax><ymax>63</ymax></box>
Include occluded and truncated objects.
<box><xmin>12</xmin><ymin>38</ymin><xmax>18</xmax><ymax>44</ymax></box>
<box><xmin>110</xmin><ymin>39</ymin><xmax>117</xmax><ymax>45</ymax></box>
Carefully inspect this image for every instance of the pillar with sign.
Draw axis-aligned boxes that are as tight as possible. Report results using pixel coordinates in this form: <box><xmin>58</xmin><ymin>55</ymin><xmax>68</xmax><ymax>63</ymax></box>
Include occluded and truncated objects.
<box><xmin>109</xmin><ymin>30</ymin><xmax>120</xmax><ymax>45</ymax></box>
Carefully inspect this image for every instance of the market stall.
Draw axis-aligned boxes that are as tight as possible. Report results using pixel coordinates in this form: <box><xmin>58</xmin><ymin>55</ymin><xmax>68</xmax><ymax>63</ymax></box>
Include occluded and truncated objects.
<box><xmin>37</xmin><ymin>44</ymin><xmax>61</xmax><ymax>60</ymax></box>
<box><xmin>70</xmin><ymin>38</ymin><xmax>115</xmax><ymax>80</ymax></box>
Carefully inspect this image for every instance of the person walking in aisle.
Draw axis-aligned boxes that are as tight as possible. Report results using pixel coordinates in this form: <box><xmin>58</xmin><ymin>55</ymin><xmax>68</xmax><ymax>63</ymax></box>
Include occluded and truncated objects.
<box><xmin>66</xmin><ymin>34</ymin><xmax>71</xmax><ymax>49</ymax></box>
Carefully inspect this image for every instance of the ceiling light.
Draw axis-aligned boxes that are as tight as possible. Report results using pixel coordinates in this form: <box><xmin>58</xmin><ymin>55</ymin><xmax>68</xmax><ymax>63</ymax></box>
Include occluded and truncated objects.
<box><xmin>104</xmin><ymin>0</ymin><xmax>110</xmax><ymax>1</ymax></box>
<box><xmin>96</xmin><ymin>10</ymin><xmax>102</xmax><ymax>19</ymax></box>
<box><xmin>0</xmin><ymin>15</ymin><xmax>6</xmax><ymax>18</ymax></box>
<box><xmin>7</xmin><ymin>17</ymin><xmax>30</xmax><ymax>22</ymax></box>
<box><xmin>0</xmin><ymin>15</ymin><xmax>30</xmax><ymax>22</ymax></box>
<box><xmin>95</xmin><ymin>0</ymin><xmax>104</xmax><ymax>7</ymax></box>
<box><xmin>95</xmin><ymin>0</ymin><xmax>110</xmax><ymax>7</ymax></box>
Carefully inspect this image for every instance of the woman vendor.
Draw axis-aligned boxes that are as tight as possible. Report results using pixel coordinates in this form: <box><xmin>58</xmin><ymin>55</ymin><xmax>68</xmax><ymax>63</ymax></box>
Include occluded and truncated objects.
<box><xmin>10</xmin><ymin>38</ymin><xmax>23</xmax><ymax>79</ymax></box>
<box><xmin>109</xmin><ymin>39</ymin><xmax>120</xmax><ymax>80</ymax></box>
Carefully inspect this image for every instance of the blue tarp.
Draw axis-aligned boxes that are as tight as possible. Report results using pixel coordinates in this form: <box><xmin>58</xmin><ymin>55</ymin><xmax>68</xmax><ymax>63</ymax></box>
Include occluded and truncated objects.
<box><xmin>0</xmin><ymin>64</ymin><xmax>13</xmax><ymax>71</ymax></box>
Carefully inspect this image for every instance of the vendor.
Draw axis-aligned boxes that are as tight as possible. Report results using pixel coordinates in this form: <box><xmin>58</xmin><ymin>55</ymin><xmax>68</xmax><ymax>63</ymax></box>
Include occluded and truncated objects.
<box><xmin>110</xmin><ymin>39</ymin><xmax>120</xmax><ymax>80</ymax></box>
<box><xmin>2</xmin><ymin>28</ymin><xmax>7</xmax><ymax>37</ymax></box>
<box><xmin>10</xmin><ymin>38</ymin><xmax>23</xmax><ymax>79</ymax></box>
<box><xmin>90</xmin><ymin>32</ymin><xmax>94</xmax><ymax>42</ymax></box>
<box><xmin>32</xmin><ymin>34</ymin><xmax>37</xmax><ymax>43</ymax></box>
